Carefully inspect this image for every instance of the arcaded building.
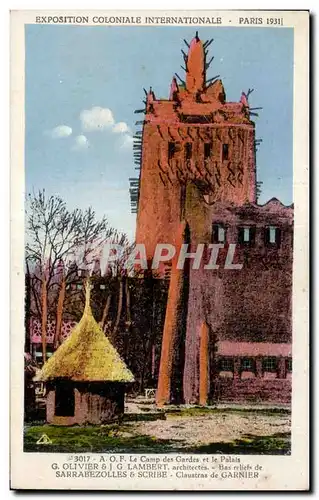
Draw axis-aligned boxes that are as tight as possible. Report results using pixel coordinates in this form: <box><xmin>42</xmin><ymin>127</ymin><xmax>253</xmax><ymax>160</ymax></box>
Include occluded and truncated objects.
<box><xmin>134</xmin><ymin>33</ymin><xmax>293</xmax><ymax>405</ymax></box>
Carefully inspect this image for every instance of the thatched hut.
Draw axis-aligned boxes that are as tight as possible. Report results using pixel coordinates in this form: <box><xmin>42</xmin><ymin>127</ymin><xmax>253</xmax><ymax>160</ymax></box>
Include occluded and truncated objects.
<box><xmin>34</xmin><ymin>282</ymin><xmax>134</xmax><ymax>425</ymax></box>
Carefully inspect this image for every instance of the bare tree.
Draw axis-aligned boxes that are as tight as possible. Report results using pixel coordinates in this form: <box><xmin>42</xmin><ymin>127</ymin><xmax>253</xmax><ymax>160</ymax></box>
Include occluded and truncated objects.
<box><xmin>26</xmin><ymin>191</ymin><xmax>81</xmax><ymax>361</ymax></box>
<box><xmin>98</xmin><ymin>232</ymin><xmax>134</xmax><ymax>335</ymax></box>
<box><xmin>54</xmin><ymin>207</ymin><xmax>115</xmax><ymax>347</ymax></box>
<box><xmin>25</xmin><ymin>191</ymin><xmax>114</xmax><ymax>360</ymax></box>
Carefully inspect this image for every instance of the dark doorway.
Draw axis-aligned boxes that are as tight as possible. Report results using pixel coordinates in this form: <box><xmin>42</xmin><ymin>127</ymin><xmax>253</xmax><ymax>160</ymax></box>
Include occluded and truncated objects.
<box><xmin>55</xmin><ymin>383</ymin><xmax>75</xmax><ymax>417</ymax></box>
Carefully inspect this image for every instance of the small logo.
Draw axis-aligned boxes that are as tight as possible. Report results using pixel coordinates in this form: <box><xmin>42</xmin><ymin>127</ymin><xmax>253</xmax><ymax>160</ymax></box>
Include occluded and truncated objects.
<box><xmin>36</xmin><ymin>434</ymin><xmax>52</xmax><ymax>445</ymax></box>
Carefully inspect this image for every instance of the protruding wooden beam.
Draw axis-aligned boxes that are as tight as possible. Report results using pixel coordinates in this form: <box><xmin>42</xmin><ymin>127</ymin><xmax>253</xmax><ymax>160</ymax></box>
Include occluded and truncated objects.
<box><xmin>203</xmin><ymin>38</ymin><xmax>214</xmax><ymax>49</ymax></box>
<box><xmin>206</xmin><ymin>75</ymin><xmax>220</xmax><ymax>85</ymax></box>
<box><xmin>181</xmin><ymin>49</ymin><xmax>188</xmax><ymax>62</ymax></box>
<box><xmin>175</xmin><ymin>73</ymin><xmax>185</xmax><ymax>86</ymax></box>
<box><xmin>205</xmin><ymin>55</ymin><xmax>214</xmax><ymax>69</ymax></box>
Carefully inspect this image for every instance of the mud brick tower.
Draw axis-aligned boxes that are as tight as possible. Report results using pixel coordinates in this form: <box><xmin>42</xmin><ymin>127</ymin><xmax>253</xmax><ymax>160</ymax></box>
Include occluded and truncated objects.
<box><xmin>134</xmin><ymin>33</ymin><xmax>293</xmax><ymax>406</ymax></box>
<box><xmin>135</xmin><ymin>33</ymin><xmax>257</xmax><ymax>264</ymax></box>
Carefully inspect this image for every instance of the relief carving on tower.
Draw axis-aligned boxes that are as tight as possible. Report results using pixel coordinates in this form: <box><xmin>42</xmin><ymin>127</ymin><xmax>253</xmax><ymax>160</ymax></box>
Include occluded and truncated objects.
<box><xmin>135</xmin><ymin>32</ymin><xmax>258</xmax><ymax>254</ymax></box>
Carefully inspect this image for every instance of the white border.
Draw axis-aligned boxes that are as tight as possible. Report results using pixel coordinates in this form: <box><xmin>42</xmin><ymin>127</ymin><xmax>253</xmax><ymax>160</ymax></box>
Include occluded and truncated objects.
<box><xmin>9</xmin><ymin>9</ymin><xmax>309</xmax><ymax>491</ymax></box>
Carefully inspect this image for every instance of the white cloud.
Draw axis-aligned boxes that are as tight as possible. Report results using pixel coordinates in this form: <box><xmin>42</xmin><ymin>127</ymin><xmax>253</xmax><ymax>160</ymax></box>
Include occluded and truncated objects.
<box><xmin>80</xmin><ymin>106</ymin><xmax>114</xmax><ymax>131</ymax></box>
<box><xmin>120</xmin><ymin>134</ymin><xmax>134</xmax><ymax>149</ymax></box>
<box><xmin>49</xmin><ymin>125</ymin><xmax>72</xmax><ymax>139</ymax></box>
<box><xmin>73</xmin><ymin>135</ymin><xmax>89</xmax><ymax>151</ymax></box>
<box><xmin>113</xmin><ymin>122</ymin><xmax>131</xmax><ymax>134</ymax></box>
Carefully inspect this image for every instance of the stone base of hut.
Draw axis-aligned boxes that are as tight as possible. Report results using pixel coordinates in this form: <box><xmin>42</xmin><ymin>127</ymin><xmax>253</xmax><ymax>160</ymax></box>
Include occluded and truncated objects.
<box><xmin>46</xmin><ymin>381</ymin><xmax>125</xmax><ymax>425</ymax></box>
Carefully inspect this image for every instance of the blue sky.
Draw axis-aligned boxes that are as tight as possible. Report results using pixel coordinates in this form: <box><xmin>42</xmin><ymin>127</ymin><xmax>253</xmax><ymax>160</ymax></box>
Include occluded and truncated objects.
<box><xmin>25</xmin><ymin>26</ymin><xmax>293</xmax><ymax>240</ymax></box>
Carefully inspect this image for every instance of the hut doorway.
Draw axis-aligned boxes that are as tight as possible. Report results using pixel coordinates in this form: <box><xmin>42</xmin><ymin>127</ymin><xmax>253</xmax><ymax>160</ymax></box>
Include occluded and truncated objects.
<box><xmin>55</xmin><ymin>383</ymin><xmax>75</xmax><ymax>417</ymax></box>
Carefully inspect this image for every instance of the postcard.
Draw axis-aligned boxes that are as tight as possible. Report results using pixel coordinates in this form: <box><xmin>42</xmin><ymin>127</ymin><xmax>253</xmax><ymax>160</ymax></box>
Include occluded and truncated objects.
<box><xmin>10</xmin><ymin>10</ymin><xmax>309</xmax><ymax>490</ymax></box>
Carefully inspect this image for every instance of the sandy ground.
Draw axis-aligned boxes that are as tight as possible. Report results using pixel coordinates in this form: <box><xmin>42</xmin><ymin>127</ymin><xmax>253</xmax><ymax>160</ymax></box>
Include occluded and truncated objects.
<box><xmin>123</xmin><ymin>399</ymin><xmax>291</xmax><ymax>447</ymax></box>
<box><xmin>132</xmin><ymin>412</ymin><xmax>290</xmax><ymax>447</ymax></box>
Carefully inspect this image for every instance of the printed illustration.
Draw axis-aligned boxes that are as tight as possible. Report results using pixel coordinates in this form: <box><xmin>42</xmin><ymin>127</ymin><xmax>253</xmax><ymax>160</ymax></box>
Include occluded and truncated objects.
<box><xmin>23</xmin><ymin>25</ymin><xmax>294</xmax><ymax>457</ymax></box>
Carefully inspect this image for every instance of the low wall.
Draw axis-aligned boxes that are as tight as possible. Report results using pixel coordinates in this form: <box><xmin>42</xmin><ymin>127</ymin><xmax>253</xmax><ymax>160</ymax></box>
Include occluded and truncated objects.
<box><xmin>213</xmin><ymin>378</ymin><xmax>291</xmax><ymax>404</ymax></box>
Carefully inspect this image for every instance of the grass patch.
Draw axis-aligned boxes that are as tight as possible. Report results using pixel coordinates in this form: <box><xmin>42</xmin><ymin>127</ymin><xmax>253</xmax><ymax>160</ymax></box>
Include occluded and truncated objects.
<box><xmin>123</xmin><ymin>412</ymin><xmax>165</xmax><ymax>422</ymax></box>
<box><xmin>165</xmin><ymin>407</ymin><xmax>214</xmax><ymax>418</ymax></box>
<box><xmin>24</xmin><ymin>424</ymin><xmax>183</xmax><ymax>453</ymax></box>
<box><xmin>24</xmin><ymin>424</ymin><xmax>290</xmax><ymax>455</ymax></box>
<box><xmin>24</xmin><ymin>407</ymin><xmax>291</xmax><ymax>455</ymax></box>
<box><xmin>186</xmin><ymin>432</ymin><xmax>291</xmax><ymax>455</ymax></box>
<box><xmin>165</xmin><ymin>406</ymin><xmax>290</xmax><ymax>418</ymax></box>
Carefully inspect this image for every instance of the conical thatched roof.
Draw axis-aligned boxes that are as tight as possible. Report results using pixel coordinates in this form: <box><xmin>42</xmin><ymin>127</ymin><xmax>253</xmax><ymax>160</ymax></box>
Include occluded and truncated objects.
<box><xmin>34</xmin><ymin>281</ymin><xmax>134</xmax><ymax>383</ymax></box>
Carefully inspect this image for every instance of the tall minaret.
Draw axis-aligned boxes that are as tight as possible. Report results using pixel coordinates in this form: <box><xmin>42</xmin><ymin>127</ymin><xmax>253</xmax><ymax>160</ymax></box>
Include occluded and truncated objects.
<box><xmin>133</xmin><ymin>33</ymin><xmax>258</xmax><ymax>406</ymax></box>
<box><xmin>186</xmin><ymin>32</ymin><xmax>205</xmax><ymax>93</ymax></box>
<box><xmin>135</xmin><ymin>33</ymin><xmax>257</xmax><ymax>264</ymax></box>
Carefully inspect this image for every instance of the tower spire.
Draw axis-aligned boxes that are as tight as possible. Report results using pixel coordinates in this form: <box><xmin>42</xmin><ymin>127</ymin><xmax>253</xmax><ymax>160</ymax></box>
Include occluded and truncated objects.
<box><xmin>84</xmin><ymin>279</ymin><xmax>92</xmax><ymax>315</ymax></box>
<box><xmin>185</xmin><ymin>33</ymin><xmax>205</xmax><ymax>93</ymax></box>
<box><xmin>169</xmin><ymin>76</ymin><xmax>179</xmax><ymax>100</ymax></box>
